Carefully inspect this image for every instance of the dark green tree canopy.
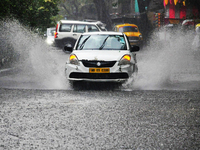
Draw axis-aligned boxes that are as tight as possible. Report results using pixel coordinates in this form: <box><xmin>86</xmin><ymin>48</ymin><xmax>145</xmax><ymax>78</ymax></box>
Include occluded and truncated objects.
<box><xmin>0</xmin><ymin>0</ymin><xmax>59</xmax><ymax>30</ymax></box>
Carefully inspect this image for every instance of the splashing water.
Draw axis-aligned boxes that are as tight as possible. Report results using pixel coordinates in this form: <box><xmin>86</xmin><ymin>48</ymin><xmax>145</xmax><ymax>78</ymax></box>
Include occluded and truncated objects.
<box><xmin>0</xmin><ymin>19</ymin><xmax>68</xmax><ymax>89</ymax></box>
<box><xmin>1</xmin><ymin>19</ymin><xmax>200</xmax><ymax>90</ymax></box>
<box><xmin>128</xmin><ymin>27</ymin><xmax>200</xmax><ymax>90</ymax></box>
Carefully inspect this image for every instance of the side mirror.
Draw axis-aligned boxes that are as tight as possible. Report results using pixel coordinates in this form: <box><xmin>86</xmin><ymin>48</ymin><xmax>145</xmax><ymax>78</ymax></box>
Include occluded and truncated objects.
<box><xmin>44</xmin><ymin>33</ymin><xmax>47</xmax><ymax>37</ymax></box>
<box><xmin>130</xmin><ymin>45</ymin><xmax>140</xmax><ymax>52</ymax></box>
<box><xmin>64</xmin><ymin>44</ymin><xmax>73</xmax><ymax>52</ymax></box>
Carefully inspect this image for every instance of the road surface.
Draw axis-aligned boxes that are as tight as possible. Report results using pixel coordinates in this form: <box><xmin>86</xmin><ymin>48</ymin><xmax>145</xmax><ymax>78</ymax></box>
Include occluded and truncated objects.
<box><xmin>0</xmin><ymin>35</ymin><xmax>200</xmax><ymax>149</ymax></box>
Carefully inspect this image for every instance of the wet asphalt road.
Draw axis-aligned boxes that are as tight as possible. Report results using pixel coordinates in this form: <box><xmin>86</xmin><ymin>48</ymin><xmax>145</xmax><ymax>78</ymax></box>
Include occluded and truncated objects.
<box><xmin>0</xmin><ymin>45</ymin><xmax>200</xmax><ymax>149</ymax></box>
<box><xmin>0</xmin><ymin>88</ymin><xmax>200</xmax><ymax>149</ymax></box>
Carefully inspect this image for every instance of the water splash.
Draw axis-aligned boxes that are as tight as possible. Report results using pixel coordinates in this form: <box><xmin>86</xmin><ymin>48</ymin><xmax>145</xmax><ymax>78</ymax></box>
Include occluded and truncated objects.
<box><xmin>0</xmin><ymin>19</ymin><xmax>68</xmax><ymax>89</ymax></box>
<box><xmin>1</xmin><ymin>19</ymin><xmax>200</xmax><ymax>90</ymax></box>
<box><xmin>128</xmin><ymin>27</ymin><xmax>200</xmax><ymax>90</ymax></box>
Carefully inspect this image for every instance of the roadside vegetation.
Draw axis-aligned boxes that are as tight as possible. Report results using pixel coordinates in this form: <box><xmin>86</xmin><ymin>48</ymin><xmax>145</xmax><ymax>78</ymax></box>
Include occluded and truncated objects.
<box><xmin>0</xmin><ymin>0</ymin><xmax>111</xmax><ymax>68</ymax></box>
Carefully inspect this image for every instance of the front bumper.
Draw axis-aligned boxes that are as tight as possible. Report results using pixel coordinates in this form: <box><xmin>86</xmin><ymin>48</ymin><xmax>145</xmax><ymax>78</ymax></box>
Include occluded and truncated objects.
<box><xmin>65</xmin><ymin>62</ymin><xmax>134</xmax><ymax>83</ymax></box>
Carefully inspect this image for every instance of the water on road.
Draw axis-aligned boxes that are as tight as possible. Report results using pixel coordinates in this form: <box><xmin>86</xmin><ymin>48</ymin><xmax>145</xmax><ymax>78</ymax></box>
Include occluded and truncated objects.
<box><xmin>0</xmin><ymin>19</ymin><xmax>200</xmax><ymax>90</ymax></box>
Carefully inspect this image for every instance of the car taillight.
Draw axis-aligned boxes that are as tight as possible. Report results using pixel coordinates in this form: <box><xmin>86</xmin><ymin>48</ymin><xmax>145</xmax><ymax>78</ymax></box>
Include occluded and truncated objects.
<box><xmin>54</xmin><ymin>32</ymin><xmax>58</xmax><ymax>38</ymax></box>
<box><xmin>54</xmin><ymin>24</ymin><xmax>58</xmax><ymax>38</ymax></box>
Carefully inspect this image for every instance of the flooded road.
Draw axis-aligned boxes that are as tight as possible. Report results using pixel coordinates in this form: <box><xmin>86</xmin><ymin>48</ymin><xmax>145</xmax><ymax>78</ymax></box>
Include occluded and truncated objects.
<box><xmin>0</xmin><ymin>48</ymin><xmax>200</xmax><ymax>149</ymax></box>
<box><xmin>0</xmin><ymin>20</ymin><xmax>200</xmax><ymax>149</ymax></box>
<box><xmin>1</xmin><ymin>19</ymin><xmax>200</xmax><ymax>90</ymax></box>
<box><xmin>0</xmin><ymin>48</ymin><xmax>200</xmax><ymax>90</ymax></box>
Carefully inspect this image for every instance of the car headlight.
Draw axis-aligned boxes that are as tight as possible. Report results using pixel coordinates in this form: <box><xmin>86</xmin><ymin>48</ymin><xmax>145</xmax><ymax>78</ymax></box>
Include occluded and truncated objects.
<box><xmin>69</xmin><ymin>54</ymin><xmax>79</xmax><ymax>65</ymax></box>
<box><xmin>139</xmin><ymin>35</ymin><xmax>142</xmax><ymax>39</ymax></box>
<box><xmin>118</xmin><ymin>55</ymin><xmax>131</xmax><ymax>66</ymax></box>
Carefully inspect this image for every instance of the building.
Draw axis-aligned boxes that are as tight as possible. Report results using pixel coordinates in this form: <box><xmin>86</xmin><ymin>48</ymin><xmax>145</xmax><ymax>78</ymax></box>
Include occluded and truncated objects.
<box><xmin>148</xmin><ymin>0</ymin><xmax>199</xmax><ymax>26</ymax></box>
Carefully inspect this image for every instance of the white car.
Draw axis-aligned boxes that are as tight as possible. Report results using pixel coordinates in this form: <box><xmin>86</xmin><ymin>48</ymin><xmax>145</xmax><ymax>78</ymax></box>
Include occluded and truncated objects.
<box><xmin>54</xmin><ymin>20</ymin><xmax>106</xmax><ymax>49</ymax></box>
<box><xmin>44</xmin><ymin>27</ymin><xmax>56</xmax><ymax>45</ymax></box>
<box><xmin>64</xmin><ymin>32</ymin><xmax>139</xmax><ymax>87</ymax></box>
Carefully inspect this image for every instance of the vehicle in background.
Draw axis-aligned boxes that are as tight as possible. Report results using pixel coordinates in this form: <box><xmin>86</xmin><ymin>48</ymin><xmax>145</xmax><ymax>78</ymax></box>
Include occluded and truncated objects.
<box><xmin>195</xmin><ymin>23</ymin><xmax>200</xmax><ymax>30</ymax></box>
<box><xmin>114</xmin><ymin>23</ymin><xmax>143</xmax><ymax>46</ymax></box>
<box><xmin>54</xmin><ymin>20</ymin><xmax>107</xmax><ymax>49</ymax></box>
<box><xmin>64</xmin><ymin>31</ymin><xmax>140</xmax><ymax>88</ymax></box>
<box><xmin>82</xmin><ymin>19</ymin><xmax>107</xmax><ymax>31</ymax></box>
<box><xmin>44</xmin><ymin>27</ymin><xmax>56</xmax><ymax>45</ymax></box>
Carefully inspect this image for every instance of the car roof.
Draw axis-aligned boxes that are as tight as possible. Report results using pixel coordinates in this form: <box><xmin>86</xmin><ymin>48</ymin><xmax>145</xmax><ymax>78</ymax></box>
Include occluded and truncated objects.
<box><xmin>81</xmin><ymin>31</ymin><xmax>124</xmax><ymax>36</ymax></box>
<box><xmin>115</xmin><ymin>23</ymin><xmax>138</xmax><ymax>28</ymax></box>
<box><xmin>59</xmin><ymin>20</ymin><xmax>101</xmax><ymax>25</ymax></box>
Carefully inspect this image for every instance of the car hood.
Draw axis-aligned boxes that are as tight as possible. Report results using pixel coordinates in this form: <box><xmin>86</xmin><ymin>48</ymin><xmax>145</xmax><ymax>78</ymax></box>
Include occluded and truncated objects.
<box><xmin>72</xmin><ymin>50</ymin><xmax>130</xmax><ymax>61</ymax></box>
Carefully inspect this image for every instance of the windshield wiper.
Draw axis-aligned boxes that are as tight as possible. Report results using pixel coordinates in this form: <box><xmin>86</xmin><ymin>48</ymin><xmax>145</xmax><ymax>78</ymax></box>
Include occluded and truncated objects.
<box><xmin>79</xmin><ymin>35</ymin><xmax>91</xmax><ymax>50</ymax></box>
<box><xmin>99</xmin><ymin>36</ymin><xmax>109</xmax><ymax>50</ymax></box>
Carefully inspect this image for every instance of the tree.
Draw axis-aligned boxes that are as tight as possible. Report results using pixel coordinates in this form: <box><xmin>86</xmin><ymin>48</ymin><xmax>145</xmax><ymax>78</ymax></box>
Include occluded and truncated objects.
<box><xmin>58</xmin><ymin>0</ymin><xmax>112</xmax><ymax>30</ymax></box>
<box><xmin>93</xmin><ymin>0</ymin><xmax>112</xmax><ymax>30</ymax></box>
<box><xmin>0</xmin><ymin>0</ymin><xmax>60</xmax><ymax>31</ymax></box>
<box><xmin>58</xmin><ymin>0</ymin><xmax>94</xmax><ymax>20</ymax></box>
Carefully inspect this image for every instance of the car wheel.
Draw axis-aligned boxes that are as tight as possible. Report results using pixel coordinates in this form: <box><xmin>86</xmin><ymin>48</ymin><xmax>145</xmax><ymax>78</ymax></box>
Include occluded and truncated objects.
<box><xmin>63</xmin><ymin>39</ymin><xmax>76</xmax><ymax>51</ymax></box>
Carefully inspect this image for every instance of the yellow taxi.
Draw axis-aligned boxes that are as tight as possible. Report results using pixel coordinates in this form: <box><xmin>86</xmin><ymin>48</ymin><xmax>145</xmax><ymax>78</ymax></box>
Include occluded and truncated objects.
<box><xmin>114</xmin><ymin>23</ymin><xmax>143</xmax><ymax>46</ymax></box>
<box><xmin>195</xmin><ymin>23</ymin><xmax>200</xmax><ymax>30</ymax></box>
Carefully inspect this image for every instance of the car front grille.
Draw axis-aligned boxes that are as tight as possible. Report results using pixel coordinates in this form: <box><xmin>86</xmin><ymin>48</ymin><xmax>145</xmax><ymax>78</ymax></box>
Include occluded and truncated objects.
<box><xmin>69</xmin><ymin>73</ymin><xmax>129</xmax><ymax>79</ymax></box>
<box><xmin>81</xmin><ymin>60</ymin><xmax>116</xmax><ymax>68</ymax></box>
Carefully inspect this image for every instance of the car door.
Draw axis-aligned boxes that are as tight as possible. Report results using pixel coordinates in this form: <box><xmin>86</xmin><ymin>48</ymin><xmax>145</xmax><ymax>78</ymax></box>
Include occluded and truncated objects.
<box><xmin>58</xmin><ymin>23</ymin><xmax>74</xmax><ymax>39</ymax></box>
<box><xmin>72</xmin><ymin>24</ymin><xmax>86</xmax><ymax>40</ymax></box>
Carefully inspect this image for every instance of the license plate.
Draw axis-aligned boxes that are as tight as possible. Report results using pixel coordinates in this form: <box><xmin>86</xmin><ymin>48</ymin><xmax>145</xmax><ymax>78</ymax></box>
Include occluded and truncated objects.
<box><xmin>89</xmin><ymin>68</ymin><xmax>110</xmax><ymax>73</ymax></box>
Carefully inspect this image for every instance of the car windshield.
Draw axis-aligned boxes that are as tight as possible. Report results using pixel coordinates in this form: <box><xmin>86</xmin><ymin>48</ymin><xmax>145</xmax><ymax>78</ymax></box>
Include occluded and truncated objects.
<box><xmin>119</xmin><ymin>26</ymin><xmax>138</xmax><ymax>32</ymax></box>
<box><xmin>76</xmin><ymin>34</ymin><xmax>127</xmax><ymax>50</ymax></box>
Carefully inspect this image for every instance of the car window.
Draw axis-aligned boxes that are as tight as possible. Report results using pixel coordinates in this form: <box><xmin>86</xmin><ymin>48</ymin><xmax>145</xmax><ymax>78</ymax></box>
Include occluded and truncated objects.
<box><xmin>119</xmin><ymin>26</ymin><xmax>138</xmax><ymax>32</ymax></box>
<box><xmin>59</xmin><ymin>24</ymin><xmax>72</xmax><ymax>32</ymax></box>
<box><xmin>87</xmin><ymin>25</ymin><xmax>99</xmax><ymax>32</ymax></box>
<box><xmin>73</xmin><ymin>24</ymin><xmax>86</xmax><ymax>33</ymax></box>
<box><xmin>76</xmin><ymin>35</ymin><xmax>127</xmax><ymax>50</ymax></box>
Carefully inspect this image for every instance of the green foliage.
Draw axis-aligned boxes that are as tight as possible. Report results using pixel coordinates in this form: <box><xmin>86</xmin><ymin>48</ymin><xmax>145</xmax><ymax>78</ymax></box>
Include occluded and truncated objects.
<box><xmin>0</xmin><ymin>0</ymin><xmax>60</xmax><ymax>31</ymax></box>
<box><xmin>58</xmin><ymin>0</ymin><xmax>94</xmax><ymax>20</ymax></box>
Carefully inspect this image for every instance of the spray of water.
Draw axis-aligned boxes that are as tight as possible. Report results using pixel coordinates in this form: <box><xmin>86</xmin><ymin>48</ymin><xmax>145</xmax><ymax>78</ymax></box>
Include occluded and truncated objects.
<box><xmin>0</xmin><ymin>19</ymin><xmax>68</xmax><ymax>89</ymax></box>
<box><xmin>1</xmin><ymin>19</ymin><xmax>200</xmax><ymax>90</ymax></box>
<box><xmin>128</xmin><ymin>27</ymin><xmax>200</xmax><ymax>90</ymax></box>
